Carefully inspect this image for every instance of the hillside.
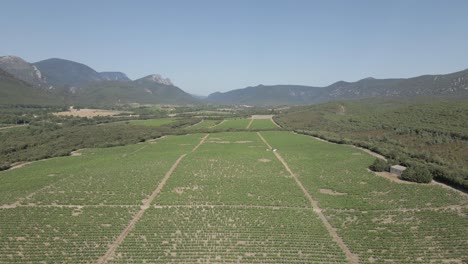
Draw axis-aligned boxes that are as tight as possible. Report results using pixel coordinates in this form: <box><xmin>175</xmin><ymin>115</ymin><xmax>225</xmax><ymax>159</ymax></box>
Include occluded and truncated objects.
<box><xmin>206</xmin><ymin>85</ymin><xmax>322</xmax><ymax>105</ymax></box>
<box><xmin>275</xmin><ymin>98</ymin><xmax>468</xmax><ymax>190</ymax></box>
<box><xmin>207</xmin><ymin>69</ymin><xmax>468</xmax><ymax>106</ymax></box>
<box><xmin>74</xmin><ymin>76</ymin><xmax>199</xmax><ymax>105</ymax></box>
<box><xmin>0</xmin><ymin>56</ymin><xmax>48</xmax><ymax>87</ymax></box>
<box><xmin>0</xmin><ymin>69</ymin><xmax>59</xmax><ymax>105</ymax></box>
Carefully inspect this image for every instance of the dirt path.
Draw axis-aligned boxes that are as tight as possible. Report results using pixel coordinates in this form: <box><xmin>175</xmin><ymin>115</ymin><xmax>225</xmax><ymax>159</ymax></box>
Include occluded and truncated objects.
<box><xmin>257</xmin><ymin>132</ymin><xmax>359</xmax><ymax>264</ymax></box>
<box><xmin>152</xmin><ymin>204</ymin><xmax>310</xmax><ymax>210</ymax></box>
<box><xmin>246</xmin><ymin>118</ymin><xmax>254</xmax><ymax>129</ymax></box>
<box><xmin>186</xmin><ymin>119</ymin><xmax>203</xmax><ymax>129</ymax></box>
<box><xmin>271</xmin><ymin>117</ymin><xmax>281</xmax><ymax>128</ymax></box>
<box><xmin>208</xmin><ymin>120</ymin><xmax>225</xmax><ymax>129</ymax></box>
<box><xmin>96</xmin><ymin>134</ymin><xmax>208</xmax><ymax>264</ymax></box>
<box><xmin>0</xmin><ymin>124</ymin><xmax>27</xmax><ymax>130</ymax></box>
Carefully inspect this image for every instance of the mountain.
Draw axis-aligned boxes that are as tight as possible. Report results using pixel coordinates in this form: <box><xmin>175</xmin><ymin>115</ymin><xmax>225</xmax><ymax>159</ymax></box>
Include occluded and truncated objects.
<box><xmin>33</xmin><ymin>58</ymin><xmax>103</xmax><ymax>88</ymax></box>
<box><xmin>0</xmin><ymin>68</ymin><xmax>59</xmax><ymax>105</ymax></box>
<box><xmin>0</xmin><ymin>56</ymin><xmax>48</xmax><ymax>87</ymax></box>
<box><xmin>207</xmin><ymin>85</ymin><xmax>322</xmax><ymax>105</ymax></box>
<box><xmin>99</xmin><ymin>72</ymin><xmax>131</xmax><ymax>81</ymax></box>
<box><xmin>73</xmin><ymin>74</ymin><xmax>198</xmax><ymax>105</ymax></box>
<box><xmin>318</xmin><ymin>69</ymin><xmax>468</xmax><ymax>102</ymax></box>
<box><xmin>206</xmin><ymin>69</ymin><xmax>468</xmax><ymax>106</ymax></box>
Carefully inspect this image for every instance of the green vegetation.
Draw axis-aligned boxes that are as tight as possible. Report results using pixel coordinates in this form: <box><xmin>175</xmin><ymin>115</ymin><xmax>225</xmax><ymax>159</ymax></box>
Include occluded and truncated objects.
<box><xmin>111</xmin><ymin>207</ymin><xmax>346</xmax><ymax>263</ymax></box>
<box><xmin>0</xmin><ymin>117</ymin><xmax>466</xmax><ymax>262</ymax></box>
<box><xmin>369</xmin><ymin>159</ymin><xmax>390</xmax><ymax>172</ymax></box>
<box><xmin>275</xmin><ymin>99</ymin><xmax>468</xmax><ymax>190</ymax></box>
<box><xmin>248</xmin><ymin>118</ymin><xmax>278</xmax><ymax>129</ymax></box>
<box><xmin>155</xmin><ymin>132</ymin><xmax>309</xmax><ymax>207</ymax></box>
<box><xmin>400</xmin><ymin>165</ymin><xmax>433</xmax><ymax>183</ymax></box>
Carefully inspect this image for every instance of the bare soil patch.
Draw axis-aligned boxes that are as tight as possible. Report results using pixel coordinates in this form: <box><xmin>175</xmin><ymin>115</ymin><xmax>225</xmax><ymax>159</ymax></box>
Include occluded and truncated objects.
<box><xmin>319</xmin><ymin>189</ymin><xmax>347</xmax><ymax>196</ymax></box>
<box><xmin>258</xmin><ymin>158</ymin><xmax>271</xmax><ymax>163</ymax></box>
<box><xmin>368</xmin><ymin>169</ymin><xmax>417</xmax><ymax>185</ymax></box>
<box><xmin>251</xmin><ymin>115</ymin><xmax>274</xmax><ymax>119</ymax></box>
<box><xmin>54</xmin><ymin>108</ymin><xmax>127</xmax><ymax>118</ymax></box>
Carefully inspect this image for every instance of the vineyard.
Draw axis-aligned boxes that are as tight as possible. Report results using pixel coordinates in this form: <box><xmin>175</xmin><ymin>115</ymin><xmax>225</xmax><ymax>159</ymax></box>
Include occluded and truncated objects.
<box><xmin>0</xmin><ymin>120</ymin><xmax>466</xmax><ymax>263</ymax></box>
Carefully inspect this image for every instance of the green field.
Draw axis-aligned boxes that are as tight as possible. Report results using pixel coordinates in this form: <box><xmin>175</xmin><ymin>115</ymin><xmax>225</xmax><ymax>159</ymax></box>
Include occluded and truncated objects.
<box><xmin>248</xmin><ymin>118</ymin><xmax>278</xmax><ymax>129</ymax></box>
<box><xmin>0</xmin><ymin>129</ymin><xmax>466</xmax><ymax>263</ymax></box>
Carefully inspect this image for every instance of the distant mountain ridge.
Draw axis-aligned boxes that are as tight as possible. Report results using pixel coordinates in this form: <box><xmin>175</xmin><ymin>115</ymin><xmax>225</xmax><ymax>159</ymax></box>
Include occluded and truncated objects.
<box><xmin>206</xmin><ymin>69</ymin><xmax>468</xmax><ymax>105</ymax></box>
<box><xmin>0</xmin><ymin>55</ymin><xmax>198</xmax><ymax>105</ymax></box>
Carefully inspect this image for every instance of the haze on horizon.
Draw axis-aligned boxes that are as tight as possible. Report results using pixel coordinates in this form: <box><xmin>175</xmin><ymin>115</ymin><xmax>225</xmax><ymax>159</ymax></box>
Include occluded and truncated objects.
<box><xmin>1</xmin><ymin>0</ymin><xmax>468</xmax><ymax>95</ymax></box>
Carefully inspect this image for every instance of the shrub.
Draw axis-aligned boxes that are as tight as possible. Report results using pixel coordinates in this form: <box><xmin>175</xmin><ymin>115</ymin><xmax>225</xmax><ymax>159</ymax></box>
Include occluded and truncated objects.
<box><xmin>369</xmin><ymin>159</ymin><xmax>389</xmax><ymax>172</ymax></box>
<box><xmin>400</xmin><ymin>165</ymin><xmax>433</xmax><ymax>183</ymax></box>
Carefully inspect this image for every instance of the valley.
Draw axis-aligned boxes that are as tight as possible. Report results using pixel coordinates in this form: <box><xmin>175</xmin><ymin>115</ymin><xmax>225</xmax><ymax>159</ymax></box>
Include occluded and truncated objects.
<box><xmin>0</xmin><ymin>117</ymin><xmax>466</xmax><ymax>263</ymax></box>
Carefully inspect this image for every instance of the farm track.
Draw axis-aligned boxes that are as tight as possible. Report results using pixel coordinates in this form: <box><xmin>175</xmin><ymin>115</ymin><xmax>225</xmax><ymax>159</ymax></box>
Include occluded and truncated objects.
<box><xmin>96</xmin><ymin>134</ymin><xmax>209</xmax><ymax>264</ymax></box>
<box><xmin>185</xmin><ymin>119</ymin><xmax>204</xmax><ymax>128</ymax></box>
<box><xmin>246</xmin><ymin>118</ymin><xmax>254</xmax><ymax>129</ymax></box>
<box><xmin>0</xmin><ymin>124</ymin><xmax>27</xmax><ymax>130</ymax></box>
<box><xmin>256</xmin><ymin>132</ymin><xmax>359</xmax><ymax>264</ymax></box>
<box><xmin>208</xmin><ymin>120</ymin><xmax>225</xmax><ymax>129</ymax></box>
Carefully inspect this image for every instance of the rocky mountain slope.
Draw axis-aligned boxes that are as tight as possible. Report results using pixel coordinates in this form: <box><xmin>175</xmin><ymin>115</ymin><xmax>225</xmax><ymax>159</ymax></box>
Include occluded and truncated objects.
<box><xmin>0</xmin><ymin>56</ymin><xmax>48</xmax><ymax>88</ymax></box>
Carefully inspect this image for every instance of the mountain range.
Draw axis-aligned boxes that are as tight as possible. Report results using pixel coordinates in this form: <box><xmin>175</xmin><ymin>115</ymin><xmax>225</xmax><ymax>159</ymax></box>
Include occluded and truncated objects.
<box><xmin>0</xmin><ymin>56</ymin><xmax>197</xmax><ymax>105</ymax></box>
<box><xmin>1</xmin><ymin>55</ymin><xmax>467</xmax><ymax>106</ymax></box>
<box><xmin>206</xmin><ymin>69</ymin><xmax>468</xmax><ymax>105</ymax></box>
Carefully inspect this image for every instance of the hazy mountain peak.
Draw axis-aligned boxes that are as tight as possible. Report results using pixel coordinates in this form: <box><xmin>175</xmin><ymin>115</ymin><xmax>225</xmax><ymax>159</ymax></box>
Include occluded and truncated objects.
<box><xmin>142</xmin><ymin>74</ymin><xmax>173</xmax><ymax>86</ymax></box>
<box><xmin>99</xmin><ymin>72</ymin><xmax>131</xmax><ymax>81</ymax></box>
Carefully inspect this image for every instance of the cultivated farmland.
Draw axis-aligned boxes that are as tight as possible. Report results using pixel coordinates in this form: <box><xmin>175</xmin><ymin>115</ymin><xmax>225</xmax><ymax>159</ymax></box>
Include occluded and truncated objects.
<box><xmin>0</xmin><ymin>128</ymin><xmax>466</xmax><ymax>263</ymax></box>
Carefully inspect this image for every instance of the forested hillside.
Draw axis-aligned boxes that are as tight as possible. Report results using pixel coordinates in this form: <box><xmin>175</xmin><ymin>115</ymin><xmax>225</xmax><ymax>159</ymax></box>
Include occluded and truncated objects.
<box><xmin>275</xmin><ymin>98</ymin><xmax>468</xmax><ymax>190</ymax></box>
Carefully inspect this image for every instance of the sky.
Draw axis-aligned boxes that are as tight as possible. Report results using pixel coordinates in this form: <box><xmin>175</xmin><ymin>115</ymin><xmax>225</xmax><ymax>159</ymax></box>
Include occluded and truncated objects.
<box><xmin>1</xmin><ymin>0</ymin><xmax>468</xmax><ymax>95</ymax></box>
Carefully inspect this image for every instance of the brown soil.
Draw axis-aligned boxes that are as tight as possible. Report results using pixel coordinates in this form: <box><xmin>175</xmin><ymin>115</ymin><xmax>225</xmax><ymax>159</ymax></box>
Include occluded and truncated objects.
<box><xmin>54</xmin><ymin>108</ymin><xmax>126</xmax><ymax>118</ymax></box>
<box><xmin>258</xmin><ymin>158</ymin><xmax>271</xmax><ymax>163</ymax></box>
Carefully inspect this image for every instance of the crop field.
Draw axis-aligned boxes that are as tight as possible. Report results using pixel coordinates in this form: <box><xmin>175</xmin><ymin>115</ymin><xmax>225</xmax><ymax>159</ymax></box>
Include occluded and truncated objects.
<box><xmin>248</xmin><ymin>118</ymin><xmax>278</xmax><ymax>130</ymax></box>
<box><xmin>0</xmin><ymin>129</ymin><xmax>466</xmax><ymax>263</ymax></box>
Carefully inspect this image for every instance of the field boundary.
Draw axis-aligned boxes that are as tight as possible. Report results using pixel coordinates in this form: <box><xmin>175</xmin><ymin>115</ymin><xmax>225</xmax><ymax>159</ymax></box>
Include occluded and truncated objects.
<box><xmin>257</xmin><ymin>132</ymin><xmax>359</xmax><ymax>264</ymax></box>
<box><xmin>96</xmin><ymin>134</ymin><xmax>209</xmax><ymax>264</ymax></box>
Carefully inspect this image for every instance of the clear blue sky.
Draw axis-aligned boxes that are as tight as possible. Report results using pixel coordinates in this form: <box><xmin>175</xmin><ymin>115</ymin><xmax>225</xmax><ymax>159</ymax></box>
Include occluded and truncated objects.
<box><xmin>2</xmin><ymin>0</ymin><xmax>468</xmax><ymax>95</ymax></box>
